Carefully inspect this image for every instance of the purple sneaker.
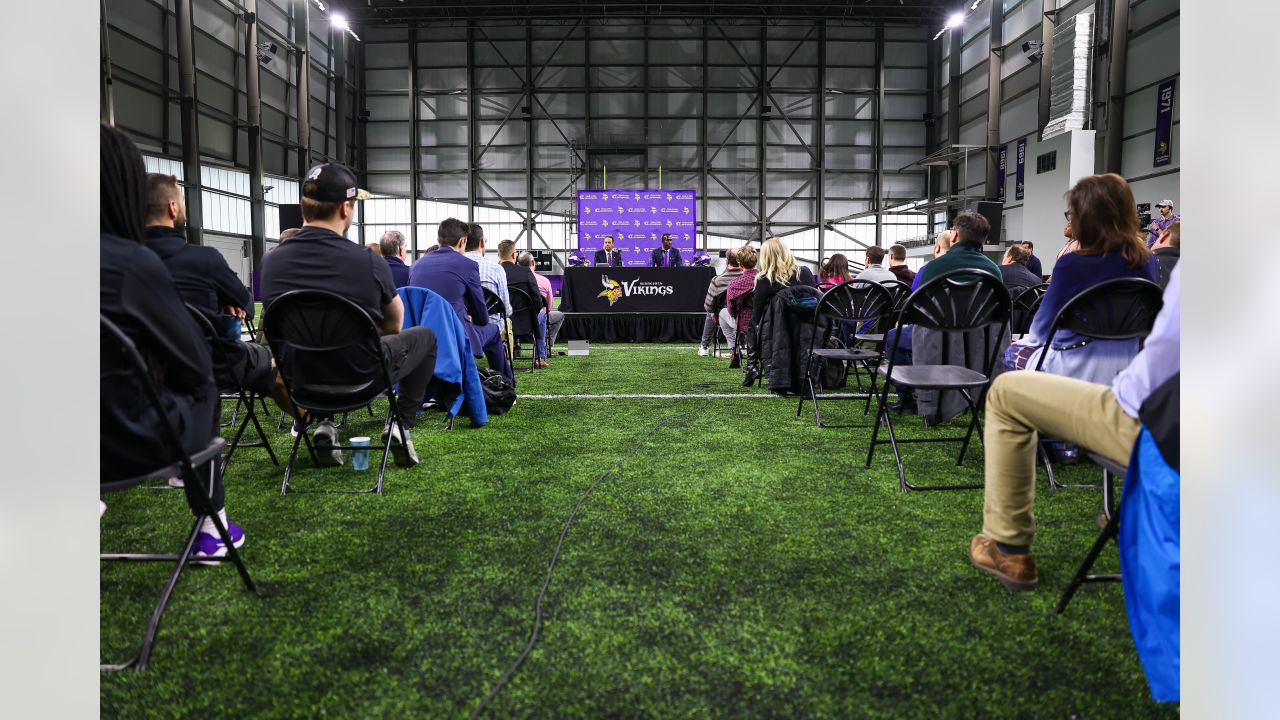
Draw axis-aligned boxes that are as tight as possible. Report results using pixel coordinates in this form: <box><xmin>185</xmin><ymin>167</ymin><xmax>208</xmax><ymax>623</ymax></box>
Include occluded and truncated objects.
<box><xmin>193</xmin><ymin>520</ymin><xmax>246</xmax><ymax>561</ymax></box>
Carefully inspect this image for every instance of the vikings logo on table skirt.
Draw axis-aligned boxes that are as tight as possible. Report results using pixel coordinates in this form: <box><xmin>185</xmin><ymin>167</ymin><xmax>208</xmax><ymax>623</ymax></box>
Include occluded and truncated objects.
<box><xmin>597</xmin><ymin>275</ymin><xmax>623</xmax><ymax>306</ymax></box>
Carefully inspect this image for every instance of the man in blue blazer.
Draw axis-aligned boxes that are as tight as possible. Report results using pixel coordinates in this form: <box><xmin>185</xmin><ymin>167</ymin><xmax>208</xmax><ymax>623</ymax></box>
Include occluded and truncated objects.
<box><xmin>649</xmin><ymin>233</ymin><xmax>683</xmax><ymax>267</ymax></box>
<box><xmin>408</xmin><ymin>218</ymin><xmax>514</xmax><ymax>380</ymax></box>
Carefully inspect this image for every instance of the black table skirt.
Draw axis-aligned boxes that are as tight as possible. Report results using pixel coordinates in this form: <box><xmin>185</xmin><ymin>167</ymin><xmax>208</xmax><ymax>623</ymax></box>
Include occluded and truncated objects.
<box><xmin>559</xmin><ymin>312</ymin><xmax>706</xmax><ymax>343</ymax></box>
<box><xmin>560</xmin><ymin>266</ymin><xmax>716</xmax><ymax>313</ymax></box>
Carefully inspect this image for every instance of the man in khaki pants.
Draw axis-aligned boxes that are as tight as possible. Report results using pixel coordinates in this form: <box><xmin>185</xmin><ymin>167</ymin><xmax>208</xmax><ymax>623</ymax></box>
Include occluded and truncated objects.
<box><xmin>970</xmin><ymin>265</ymin><xmax>1181</xmax><ymax>590</ymax></box>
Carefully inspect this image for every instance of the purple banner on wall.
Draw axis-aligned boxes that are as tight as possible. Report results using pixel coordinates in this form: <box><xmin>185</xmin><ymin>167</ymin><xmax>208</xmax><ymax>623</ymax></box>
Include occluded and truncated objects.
<box><xmin>1153</xmin><ymin>78</ymin><xmax>1176</xmax><ymax>168</ymax></box>
<box><xmin>996</xmin><ymin>145</ymin><xmax>1008</xmax><ymax>200</ymax></box>
<box><xmin>576</xmin><ymin>189</ymin><xmax>697</xmax><ymax>267</ymax></box>
<box><xmin>1015</xmin><ymin>138</ymin><xmax>1026</xmax><ymax>201</ymax></box>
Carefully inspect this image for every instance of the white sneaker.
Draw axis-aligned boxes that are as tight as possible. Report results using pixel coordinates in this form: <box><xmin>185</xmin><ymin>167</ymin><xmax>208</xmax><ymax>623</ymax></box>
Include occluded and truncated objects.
<box><xmin>100</xmin><ymin>501</ymin><xmax>107</xmax><ymax>518</ymax></box>
<box><xmin>167</xmin><ymin>476</ymin><xmax>185</xmax><ymax>488</ymax></box>
<box><xmin>697</xmin><ymin>345</ymin><xmax>710</xmax><ymax>356</ymax></box>
<box><xmin>311</xmin><ymin>420</ymin><xmax>344</xmax><ymax>466</ymax></box>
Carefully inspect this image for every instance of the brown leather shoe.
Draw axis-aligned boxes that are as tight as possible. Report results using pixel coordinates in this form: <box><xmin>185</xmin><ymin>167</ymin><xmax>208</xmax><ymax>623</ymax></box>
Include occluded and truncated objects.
<box><xmin>969</xmin><ymin>534</ymin><xmax>1038</xmax><ymax>591</ymax></box>
<box><xmin>534</xmin><ymin>358</ymin><xmax>550</xmax><ymax>369</ymax></box>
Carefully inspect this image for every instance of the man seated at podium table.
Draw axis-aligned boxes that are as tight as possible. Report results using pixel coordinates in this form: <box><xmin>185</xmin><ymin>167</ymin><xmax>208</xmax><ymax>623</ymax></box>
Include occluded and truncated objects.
<box><xmin>594</xmin><ymin>235</ymin><xmax>623</xmax><ymax>267</ymax></box>
<box><xmin>649</xmin><ymin>233</ymin><xmax>683</xmax><ymax>267</ymax></box>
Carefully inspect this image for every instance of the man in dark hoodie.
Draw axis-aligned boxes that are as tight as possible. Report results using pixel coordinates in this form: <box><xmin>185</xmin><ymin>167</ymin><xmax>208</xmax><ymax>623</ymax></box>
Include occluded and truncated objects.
<box><xmin>1152</xmin><ymin>221</ymin><xmax>1180</xmax><ymax>290</ymax></box>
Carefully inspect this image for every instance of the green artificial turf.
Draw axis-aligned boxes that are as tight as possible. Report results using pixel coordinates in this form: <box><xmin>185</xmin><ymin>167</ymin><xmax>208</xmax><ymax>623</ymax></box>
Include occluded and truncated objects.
<box><xmin>101</xmin><ymin>345</ymin><xmax>1177</xmax><ymax>718</ymax></box>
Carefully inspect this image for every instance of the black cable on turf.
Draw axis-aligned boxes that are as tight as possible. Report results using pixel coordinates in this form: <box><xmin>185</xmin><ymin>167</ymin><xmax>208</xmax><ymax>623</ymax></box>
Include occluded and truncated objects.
<box><xmin>467</xmin><ymin>394</ymin><xmax>713</xmax><ymax>720</ymax></box>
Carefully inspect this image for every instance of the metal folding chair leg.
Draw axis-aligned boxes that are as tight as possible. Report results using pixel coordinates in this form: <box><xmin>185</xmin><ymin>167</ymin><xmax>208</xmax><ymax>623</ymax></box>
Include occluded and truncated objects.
<box><xmin>1053</xmin><ymin>507</ymin><xmax>1121</xmax><ymax>614</ymax></box>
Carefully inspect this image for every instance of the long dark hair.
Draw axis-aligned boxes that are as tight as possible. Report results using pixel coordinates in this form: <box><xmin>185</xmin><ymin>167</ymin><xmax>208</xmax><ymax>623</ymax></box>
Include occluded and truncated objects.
<box><xmin>1067</xmin><ymin>173</ymin><xmax>1151</xmax><ymax>268</ymax></box>
<box><xmin>101</xmin><ymin>123</ymin><xmax>148</xmax><ymax>242</ymax></box>
<box><xmin>820</xmin><ymin>253</ymin><xmax>850</xmax><ymax>282</ymax></box>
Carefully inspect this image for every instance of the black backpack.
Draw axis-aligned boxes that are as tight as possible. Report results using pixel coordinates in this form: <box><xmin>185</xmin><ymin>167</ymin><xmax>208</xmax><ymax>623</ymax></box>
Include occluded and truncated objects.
<box><xmin>476</xmin><ymin>367</ymin><xmax>517</xmax><ymax>415</ymax></box>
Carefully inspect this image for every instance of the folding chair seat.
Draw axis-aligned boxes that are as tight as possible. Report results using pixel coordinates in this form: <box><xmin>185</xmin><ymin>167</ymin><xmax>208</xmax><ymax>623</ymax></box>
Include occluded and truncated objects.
<box><xmin>261</xmin><ymin>290</ymin><xmax>415</xmax><ymax>495</ymax></box>
<box><xmin>796</xmin><ymin>279</ymin><xmax>894</xmax><ymax>427</ymax></box>
<box><xmin>852</xmin><ymin>279</ymin><xmax>911</xmax><ymax>349</ymax></box>
<box><xmin>1009</xmin><ymin>283</ymin><xmax>1048</xmax><ymax>337</ymax></box>
<box><xmin>100</xmin><ymin>316</ymin><xmax>254</xmax><ymax>671</ymax></box>
<box><xmin>865</xmin><ymin>269</ymin><xmax>1011</xmax><ymax>492</ymax></box>
<box><xmin>184</xmin><ymin>304</ymin><xmax>279</xmax><ymax>473</ymax></box>
<box><xmin>483</xmin><ymin>287</ymin><xmax>513</xmax><ymax>366</ymax></box>
<box><xmin>708</xmin><ymin>289</ymin><xmax>728</xmax><ymax>356</ymax></box>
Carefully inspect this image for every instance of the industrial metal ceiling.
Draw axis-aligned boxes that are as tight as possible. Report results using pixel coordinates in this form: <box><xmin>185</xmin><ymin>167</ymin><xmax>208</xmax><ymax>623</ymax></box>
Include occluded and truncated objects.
<box><xmin>343</xmin><ymin>0</ymin><xmax>954</xmax><ymax>24</ymax></box>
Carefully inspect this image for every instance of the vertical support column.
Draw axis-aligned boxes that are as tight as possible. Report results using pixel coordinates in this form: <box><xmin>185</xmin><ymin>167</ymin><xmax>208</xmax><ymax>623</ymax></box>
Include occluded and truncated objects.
<box><xmin>583</xmin><ymin>21</ymin><xmax>592</xmax><ymax>190</ymax></box>
<box><xmin>334</xmin><ymin>28</ymin><xmax>348</xmax><ymax>165</ymax></box>
<box><xmin>175</xmin><ymin>0</ymin><xmax>204</xmax><ymax>246</ymax></box>
<box><xmin>985</xmin><ymin>0</ymin><xmax>1005</xmax><ymax>200</ymax></box>
<box><xmin>356</xmin><ymin>33</ymin><xmax>367</xmax><ymax>246</ymax></box>
<box><xmin>525</xmin><ymin>21</ymin><xmax>534</xmax><ymax>249</ymax></box>
<box><xmin>101</xmin><ymin>0</ymin><xmax>115</xmax><ymax>124</ymax></box>
<box><xmin>874</xmin><ymin>25</ymin><xmax>885</xmax><ymax>247</ymax></box>
<box><xmin>409</xmin><ymin>26</ymin><xmax>420</xmax><ymax>257</ymax></box>
<box><xmin>946</xmin><ymin>26</ymin><xmax>962</xmax><ymax>223</ymax></box>
<box><xmin>699</xmin><ymin>20</ymin><xmax>708</xmax><ymax>251</ymax></box>
<box><xmin>294</xmin><ymin>0</ymin><xmax>311</xmax><ymax>174</ymax></box>
<box><xmin>466</xmin><ymin>21</ymin><xmax>476</xmax><ymax>223</ymax></box>
<box><xmin>1102</xmin><ymin>0</ymin><xmax>1130</xmax><ymax>173</ymax></box>
<box><xmin>815</xmin><ymin>22</ymin><xmax>826</xmax><ymax>260</ymax></box>
<box><xmin>925</xmin><ymin>37</ymin><xmax>939</xmax><ymax>237</ymax></box>
<box><xmin>758</xmin><ymin>24</ymin><xmax>768</xmax><ymax>242</ymax></box>
<box><xmin>1038</xmin><ymin>0</ymin><xmax>1056</xmax><ymax>133</ymax></box>
<box><xmin>245</xmin><ymin>0</ymin><xmax>266</xmax><ymax>272</ymax></box>
<box><xmin>642</xmin><ymin>21</ymin><xmax>650</xmax><ymax>186</ymax></box>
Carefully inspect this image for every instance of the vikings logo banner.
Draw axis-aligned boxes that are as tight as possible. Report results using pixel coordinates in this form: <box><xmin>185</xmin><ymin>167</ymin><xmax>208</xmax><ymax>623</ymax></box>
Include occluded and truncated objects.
<box><xmin>576</xmin><ymin>189</ymin><xmax>697</xmax><ymax>266</ymax></box>
<box><xmin>1153</xmin><ymin>78</ymin><xmax>1176</xmax><ymax>168</ymax></box>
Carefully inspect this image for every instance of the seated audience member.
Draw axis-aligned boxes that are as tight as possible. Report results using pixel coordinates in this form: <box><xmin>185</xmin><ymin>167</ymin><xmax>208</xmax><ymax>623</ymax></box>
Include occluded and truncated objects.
<box><xmin>1153</xmin><ymin>221</ymin><xmax>1180</xmax><ymax>290</ymax></box>
<box><xmin>1021</xmin><ymin>241</ymin><xmax>1043</xmax><ymax>278</ymax></box>
<box><xmin>723</xmin><ymin>245</ymin><xmax>759</xmax><ymax>354</ymax></box>
<box><xmin>1146</xmin><ymin>199</ymin><xmax>1179</xmax><ymax>248</ymax></box>
<box><xmin>887</xmin><ymin>243</ymin><xmax>916</xmax><ymax>285</ymax></box>
<box><xmin>262</xmin><ymin>163</ymin><xmax>438</xmax><ymax>467</ymax></box>
<box><xmin>380</xmin><ymin>230</ymin><xmax>411</xmax><ymax>288</ymax></box>
<box><xmin>1003</xmin><ymin>173</ymin><xmax>1158</xmax><ymax>383</ymax></box>
<box><xmin>699</xmin><ymin>247</ymin><xmax>744</xmax><ymax>357</ymax></box>
<box><xmin>279</xmin><ymin>227</ymin><xmax>301</xmax><ymax>243</ymax></box>
<box><xmin>1057</xmin><ymin>214</ymin><xmax>1080</xmax><ymax>259</ymax></box>
<box><xmin>521</xmin><ymin>251</ymin><xmax>565</xmax><ymax>358</ymax></box>
<box><xmin>855</xmin><ymin>246</ymin><xmax>896</xmax><ymax>285</ymax></box>
<box><xmin>818</xmin><ymin>253</ymin><xmax>850</xmax><ymax>290</ymax></box>
<box><xmin>971</xmin><ymin>263</ymin><xmax>1179</xmax><ymax>590</ymax></box>
<box><xmin>887</xmin><ymin>214</ymin><xmax>1000</xmax><ymax>412</ymax></box>
<box><xmin>408</xmin><ymin>218</ymin><xmax>512</xmax><ymax>381</ymax></box>
<box><xmin>649</xmin><ymin>233</ymin><xmax>683</xmax><ymax>267</ymax></box>
<box><xmin>497</xmin><ymin>240</ymin><xmax>549</xmax><ymax>368</ymax></box>
<box><xmin>463</xmin><ymin>222</ymin><xmax>511</xmax><ymax>324</ymax></box>
<box><xmin>911</xmin><ymin>229</ymin><xmax>955</xmax><ymax>290</ymax></box>
<box><xmin>594</xmin><ymin>235</ymin><xmax>623</xmax><ymax>267</ymax></box>
<box><xmin>100</xmin><ymin>124</ymin><xmax>243</xmax><ymax>559</ymax></box>
<box><xmin>752</xmin><ymin>237</ymin><xmax>817</xmax><ymax>333</ymax></box>
<box><xmin>143</xmin><ymin>173</ymin><xmax>294</xmax><ymax>432</ymax></box>
<box><xmin>999</xmin><ymin>243</ymin><xmax>1042</xmax><ymax>297</ymax></box>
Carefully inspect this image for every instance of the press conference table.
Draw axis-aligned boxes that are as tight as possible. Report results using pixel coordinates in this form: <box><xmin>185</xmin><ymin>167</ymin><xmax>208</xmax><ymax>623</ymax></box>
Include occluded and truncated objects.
<box><xmin>559</xmin><ymin>266</ymin><xmax>716</xmax><ymax>313</ymax></box>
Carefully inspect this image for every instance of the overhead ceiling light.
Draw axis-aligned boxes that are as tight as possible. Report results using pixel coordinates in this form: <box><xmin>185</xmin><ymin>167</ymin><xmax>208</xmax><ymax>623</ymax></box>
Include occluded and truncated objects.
<box><xmin>331</xmin><ymin>14</ymin><xmax>349</xmax><ymax>30</ymax></box>
<box><xmin>947</xmin><ymin>13</ymin><xmax>965</xmax><ymax>28</ymax></box>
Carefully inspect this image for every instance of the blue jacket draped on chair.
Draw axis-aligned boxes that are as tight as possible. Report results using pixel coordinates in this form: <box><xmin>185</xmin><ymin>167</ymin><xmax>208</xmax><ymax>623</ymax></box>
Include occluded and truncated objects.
<box><xmin>398</xmin><ymin>286</ymin><xmax>488</xmax><ymax>427</ymax></box>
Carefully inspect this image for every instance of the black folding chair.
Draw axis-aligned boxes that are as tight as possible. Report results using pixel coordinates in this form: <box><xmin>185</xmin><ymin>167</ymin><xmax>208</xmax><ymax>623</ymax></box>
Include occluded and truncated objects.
<box><xmin>1009</xmin><ymin>282</ymin><xmax>1048</xmax><ymax>336</ymax></box>
<box><xmin>1054</xmin><ymin>451</ymin><xmax>1126</xmax><ymax>614</ymax></box>
<box><xmin>708</xmin><ymin>290</ymin><xmax>728</xmax><ymax>356</ymax></box>
<box><xmin>483</xmin><ymin>286</ymin><xmax>513</xmax><ymax>365</ymax></box>
<box><xmin>262</xmin><ymin>290</ymin><xmax>412</xmax><ymax>495</ymax></box>
<box><xmin>851</xmin><ymin>280</ymin><xmax>912</xmax><ymax>397</ymax></box>
<box><xmin>865</xmin><ymin>268</ymin><xmax>1012</xmax><ymax>493</ymax></box>
<box><xmin>100</xmin><ymin>316</ymin><xmax>255</xmax><ymax>671</ymax></box>
<box><xmin>508</xmin><ymin>286</ymin><xmax>541</xmax><ymax>372</ymax></box>
<box><xmin>797</xmin><ymin>280</ymin><xmax>894</xmax><ymax>427</ymax></box>
<box><xmin>184</xmin><ymin>304</ymin><xmax>279</xmax><ymax>473</ymax></box>
<box><xmin>728</xmin><ymin>289</ymin><xmax>754</xmax><ymax>372</ymax></box>
<box><xmin>1031</xmin><ymin>278</ymin><xmax>1163</xmax><ymax>491</ymax></box>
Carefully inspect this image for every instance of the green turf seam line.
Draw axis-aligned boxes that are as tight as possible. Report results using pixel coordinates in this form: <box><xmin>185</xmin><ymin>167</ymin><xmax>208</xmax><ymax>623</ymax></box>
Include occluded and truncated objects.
<box><xmin>467</xmin><ymin>395</ymin><xmax>715</xmax><ymax>719</ymax></box>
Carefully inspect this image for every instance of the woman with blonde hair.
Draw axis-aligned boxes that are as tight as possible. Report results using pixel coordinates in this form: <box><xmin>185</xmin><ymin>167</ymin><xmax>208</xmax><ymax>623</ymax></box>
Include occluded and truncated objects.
<box><xmin>752</xmin><ymin>236</ymin><xmax>817</xmax><ymax>323</ymax></box>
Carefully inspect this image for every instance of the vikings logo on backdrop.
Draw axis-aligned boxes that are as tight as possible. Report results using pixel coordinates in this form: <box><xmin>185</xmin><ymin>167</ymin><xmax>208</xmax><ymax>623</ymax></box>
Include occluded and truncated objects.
<box><xmin>597</xmin><ymin>275</ymin><xmax>623</xmax><ymax>306</ymax></box>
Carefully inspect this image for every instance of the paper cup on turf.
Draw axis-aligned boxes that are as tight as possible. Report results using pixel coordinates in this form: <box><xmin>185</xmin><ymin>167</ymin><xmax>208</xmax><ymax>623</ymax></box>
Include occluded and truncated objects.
<box><xmin>350</xmin><ymin>437</ymin><xmax>371</xmax><ymax>471</ymax></box>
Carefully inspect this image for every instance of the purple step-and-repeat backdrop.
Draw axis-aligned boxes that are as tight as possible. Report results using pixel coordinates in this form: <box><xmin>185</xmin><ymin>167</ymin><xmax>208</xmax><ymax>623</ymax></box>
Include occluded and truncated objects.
<box><xmin>576</xmin><ymin>189</ymin><xmax>697</xmax><ymax>266</ymax></box>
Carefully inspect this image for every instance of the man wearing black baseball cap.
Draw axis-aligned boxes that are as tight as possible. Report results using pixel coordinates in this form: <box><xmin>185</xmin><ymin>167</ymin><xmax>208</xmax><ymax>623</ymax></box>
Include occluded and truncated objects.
<box><xmin>261</xmin><ymin>162</ymin><xmax>437</xmax><ymax>467</ymax></box>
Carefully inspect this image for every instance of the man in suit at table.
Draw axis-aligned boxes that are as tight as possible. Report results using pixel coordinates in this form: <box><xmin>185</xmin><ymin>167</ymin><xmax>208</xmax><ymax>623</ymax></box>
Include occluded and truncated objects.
<box><xmin>408</xmin><ymin>217</ymin><xmax>514</xmax><ymax>380</ymax></box>
<box><xmin>594</xmin><ymin>235</ymin><xmax>623</xmax><ymax>267</ymax></box>
<box><xmin>649</xmin><ymin>233</ymin><xmax>683</xmax><ymax>267</ymax></box>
